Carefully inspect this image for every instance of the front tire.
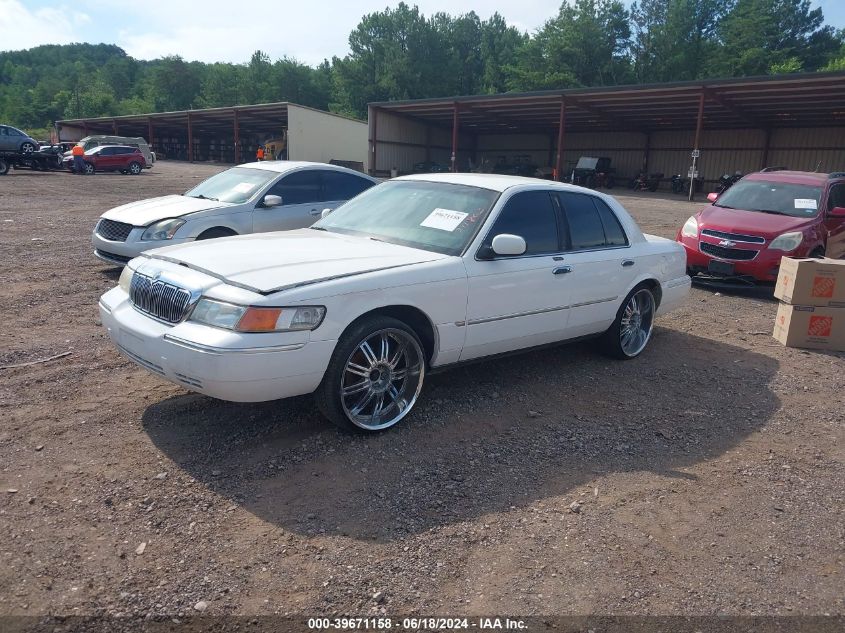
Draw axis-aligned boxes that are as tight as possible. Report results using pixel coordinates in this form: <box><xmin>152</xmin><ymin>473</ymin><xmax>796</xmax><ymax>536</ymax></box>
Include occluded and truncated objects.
<box><xmin>315</xmin><ymin>316</ymin><xmax>426</xmax><ymax>433</ymax></box>
<box><xmin>20</xmin><ymin>142</ymin><xmax>35</xmax><ymax>153</ymax></box>
<box><xmin>600</xmin><ymin>285</ymin><xmax>656</xmax><ymax>359</ymax></box>
<box><xmin>84</xmin><ymin>162</ymin><xmax>95</xmax><ymax>175</ymax></box>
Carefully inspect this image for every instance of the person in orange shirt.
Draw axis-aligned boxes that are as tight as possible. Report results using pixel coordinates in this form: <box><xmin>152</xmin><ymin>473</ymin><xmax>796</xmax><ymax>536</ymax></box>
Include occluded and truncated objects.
<box><xmin>256</xmin><ymin>145</ymin><xmax>265</xmax><ymax>161</ymax></box>
<box><xmin>71</xmin><ymin>144</ymin><xmax>85</xmax><ymax>174</ymax></box>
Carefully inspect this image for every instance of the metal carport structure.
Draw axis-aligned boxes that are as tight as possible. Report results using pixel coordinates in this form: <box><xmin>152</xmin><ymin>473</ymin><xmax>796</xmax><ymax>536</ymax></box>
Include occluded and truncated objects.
<box><xmin>367</xmin><ymin>71</ymin><xmax>845</xmax><ymax>191</ymax></box>
<box><xmin>56</xmin><ymin>103</ymin><xmax>367</xmax><ymax>168</ymax></box>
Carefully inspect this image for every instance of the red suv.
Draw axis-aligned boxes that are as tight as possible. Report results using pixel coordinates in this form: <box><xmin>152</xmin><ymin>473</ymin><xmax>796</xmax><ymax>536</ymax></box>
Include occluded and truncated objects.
<box><xmin>64</xmin><ymin>145</ymin><xmax>146</xmax><ymax>175</ymax></box>
<box><xmin>676</xmin><ymin>170</ymin><xmax>845</xmax><ymax>283</ymax></box>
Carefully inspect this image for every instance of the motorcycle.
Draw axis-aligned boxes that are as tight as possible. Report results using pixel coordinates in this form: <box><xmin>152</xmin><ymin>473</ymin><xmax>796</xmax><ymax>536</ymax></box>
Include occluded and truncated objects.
<box><xmin>630</xmin><ymin>171</ymin><xmax>663</xmax><ymax>192</ymax></box>
<box><xmin>671</xmin><ymin>174</ymin><xmax>685</xmax><ymax>194</ymax></box>
<box><xmin>715</xmin><ymin>171</ymin><xmax>743</xmax><ymax>194</ymax></box>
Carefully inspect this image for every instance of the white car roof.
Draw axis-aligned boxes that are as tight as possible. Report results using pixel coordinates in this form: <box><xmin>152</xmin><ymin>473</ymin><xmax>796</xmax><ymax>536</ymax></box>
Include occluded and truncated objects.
<box><xmin>241</xmin><ymin>160</ymin><xmax>370</xmax><ymax>177</ymax></box>
<box><xmin>395</xmin><ymin>172</ymin><xmax>591</xmax><ymax>193</ymax></box>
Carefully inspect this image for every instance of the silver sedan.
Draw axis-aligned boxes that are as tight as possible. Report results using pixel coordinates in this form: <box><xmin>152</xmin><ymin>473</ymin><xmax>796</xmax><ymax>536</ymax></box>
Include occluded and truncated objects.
<box><xmin>92</xmin><ymin>161</ymin><xmax>378</xmax><ymax>266</ymax></box>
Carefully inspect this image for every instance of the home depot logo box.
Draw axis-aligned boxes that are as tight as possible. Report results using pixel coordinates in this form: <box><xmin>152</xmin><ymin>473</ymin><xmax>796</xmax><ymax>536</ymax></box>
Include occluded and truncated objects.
<box><xmin>774</xmin><ymin>256</ymin><xmax>845</xmax><ymax>307</ymax></box>
<box><xmin>773</xmin><ymin>303</ymin><xmax>845</xmax><ymax>351</ymax></box>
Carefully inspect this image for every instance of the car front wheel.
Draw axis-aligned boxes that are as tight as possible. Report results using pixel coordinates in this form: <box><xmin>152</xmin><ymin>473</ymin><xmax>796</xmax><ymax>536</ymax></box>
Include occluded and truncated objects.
<box><xmin>316</xmin><ymin>316</ymin><xmax>426</xmax><ymax>433</ymax></box>
<box><xmin>84</xmin><ymin>162</ymin><xmax>95</xmax><ymax>175</ymax></box>
<box><xmin>600</xmin><ymin>285</ymin><xmax>656</xmax><ymax>359</ymax></box>
<box><xmin>20</xmin><ymin>142</ymin><xmax>35</xmax><ymax>153</ymax></box>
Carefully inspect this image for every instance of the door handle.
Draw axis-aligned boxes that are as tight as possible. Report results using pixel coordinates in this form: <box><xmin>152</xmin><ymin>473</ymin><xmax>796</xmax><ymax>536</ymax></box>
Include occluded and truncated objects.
<box><xmin>622</xmin><ymin>259</ymin><xmax>635</xmax><ymax>267</ymax></box>
<box><xmin>309</xmin><ymin>208</ymin><xmax>321</xmax><ymax>216</ymax></box>
<box><xmin>552</xmin><ymin>266</ymin><xmax>572</xmax><ymax>275</ymax></box>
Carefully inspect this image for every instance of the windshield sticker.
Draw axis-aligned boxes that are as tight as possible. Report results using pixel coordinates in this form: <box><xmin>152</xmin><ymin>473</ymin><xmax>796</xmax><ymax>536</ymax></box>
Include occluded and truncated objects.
<box><xmin>794</xmin><ymin>198</ymin><xmax>817</xmax><ymax>209</ymax></box>
<box><xmin>420</xmin><ymin>208</ymin><xmax>469</xmax><ymax>232</ymax></box>
<box><xmin>233</xmin><ymin>182</ymin><xmax>257</xmax><ymax>194</ymax></box>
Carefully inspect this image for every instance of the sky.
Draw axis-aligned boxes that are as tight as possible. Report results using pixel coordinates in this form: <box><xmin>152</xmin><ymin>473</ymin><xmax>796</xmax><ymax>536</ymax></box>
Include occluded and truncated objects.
<box><xmin>1</xmin><ymin>0</ymin><xmax>843</xmax><ymax>66</ymax></box>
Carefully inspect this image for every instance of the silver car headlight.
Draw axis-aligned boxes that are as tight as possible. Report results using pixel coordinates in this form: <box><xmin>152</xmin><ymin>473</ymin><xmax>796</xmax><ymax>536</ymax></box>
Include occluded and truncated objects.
<box><xmin>189</xmin><ymin>298</ymin><xmax>326</xmax><ymax>333</ymax></box>
<box><xmin>141</xmin><ymin>218</ymin><xmax>185</xmax><ymax>241</ymax></box>
<box><xmin>769</xmin><ymin>231</ymin><xmax>803</xmax><ymax>252</ymax></box>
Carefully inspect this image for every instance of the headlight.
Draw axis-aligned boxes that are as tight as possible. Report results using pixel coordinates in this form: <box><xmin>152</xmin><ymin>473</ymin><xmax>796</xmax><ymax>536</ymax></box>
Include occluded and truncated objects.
<box><xmin>141</xmin><ymin>218</ymin><xmax>185</xmax><ymax>241</ymax></box>
<box><xmin>681</xmin><ymin>216</ymin><xmax>699</xmax><ymax>239</ymax></box>
<box><xmin>118</xmin><ymin>266</ymin><xmax>134</xmax><ymax>292</ymax></box>
<box><xmin>189</xmin><ymin>298</ymin><xmax>326</xmax><ymax>332</ymax></box>
<box><xmin>769</xmin><ymin>231</ymin><xmax>803</xmax><ymax>252</ymax></box>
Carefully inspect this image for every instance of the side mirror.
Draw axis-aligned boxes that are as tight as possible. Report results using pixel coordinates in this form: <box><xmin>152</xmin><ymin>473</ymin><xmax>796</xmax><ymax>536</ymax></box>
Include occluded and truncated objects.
<box><xmin>262</xmin><ymin>194</ymin><xmax>282</xmax><ymax>208</ymax></box>
<box><xmin>491</xmin><ymin>234</ymin><xmax>527</xmax><ymax>256</ymax></box>
<box><xmin>707</xmin><ymin>192</ymin><xmax>718</xmax><ymax>203</ymax></box>
<box><xmin>829</xmin><ymin>206</ymin><xmax>845</xmax><ymax>218</ymax></box>
<box><xmin>320</xmin><ymin>208</ymin><xmax>333</xmax><ymax>219</ymax></box>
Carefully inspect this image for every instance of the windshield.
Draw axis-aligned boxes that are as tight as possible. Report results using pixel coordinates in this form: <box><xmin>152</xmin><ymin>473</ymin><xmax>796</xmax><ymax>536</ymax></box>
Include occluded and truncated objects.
<box><xmin>313</xmin><ymin>180</ymin><xmax>500</xmax><ymax>256</ymax></box>
<box><xmin>714</xmin><ymin>180</ymin><xmax>822</xmax><ymax>217</ymax></box>
<box><xmin>184</xmin><ymin>166</ymin><xmax>277</xmax><ymax>204</ymax></box>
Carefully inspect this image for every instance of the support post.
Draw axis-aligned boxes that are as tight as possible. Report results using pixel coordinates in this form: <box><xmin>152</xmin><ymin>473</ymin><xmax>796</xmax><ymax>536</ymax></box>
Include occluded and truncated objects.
<box><xmin>369</xmin><ymin>106</ymin><xmax>378</xmax><ymax>176</ymax></box>
<box><xmin>689</xmin><ymin>90</ymin><xmax>705</xmax><ymax>201</ymax></box>
<box><xmin>233</xmin><ymin>108</ymin><xmax>240</xmax><ymax>164</ymax></box>
<box><xmin>643</xmin><ymin>131</ymin><xmax>651</xmax><ymax>173</ymax></box>
<box><xmin>112</xmin><ymin>119</ymin><xmax>118</xmax><ymax>135</ymax></box>
<box><xmin>82</xmin><ymin>122</ymin><xmax>88</xmax><ymax>137</ymax></box>
<box><xmin>451</xmin><ymin>102</ymin><xmax>460</xmax><ymax>173</ymax></box>
<box><xmin>147</xmin><ymin>118</ymin><xmax>154</xmax><ymax>148</ymax></box>
<box><xmin>187</xmin><ymin>112</ymin><xmax>194</xmax><ymax>163</ymax></box>
<box><xmin>425</xmin><ymin>125</ymin><xmax>431</xmax><ymax>163</ymax></box>
<box><xmin>555</xmin><ymin>98</ymin><xmax>566</xmax><ymax>181</ymax></box>
<box><xmin>760</xmin><ymin>128</ymin><xmax>771</xmax><ymax>169</ymax></box>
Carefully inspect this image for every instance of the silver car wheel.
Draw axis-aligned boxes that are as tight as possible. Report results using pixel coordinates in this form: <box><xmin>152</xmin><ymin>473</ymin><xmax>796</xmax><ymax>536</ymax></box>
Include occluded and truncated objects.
<box><xmin>619</xmin><ymin>289</ymin><xmax>655</xmax><ymax>357</ymax></box>
<box><xmin>20</xmin><ymin>142</ymin><xmax>35</xmax><ymax>154</ymax></box>
<box><xmin>340</xmin><ymin>328</ymin><xmax>424</xmax><ymax>431</ymax></box>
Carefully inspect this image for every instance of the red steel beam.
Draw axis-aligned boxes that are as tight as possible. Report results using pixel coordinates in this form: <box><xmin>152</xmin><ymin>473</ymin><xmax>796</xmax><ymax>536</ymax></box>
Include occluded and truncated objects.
<box><xmin>555</xmin><ymin>98</ymin><xmax>566</xmax><ymax>181</ymax></box>
<box><xmin>451</xmin><ymin>102</ymin><xmax>460</xmax><ymax>173</ymax></box>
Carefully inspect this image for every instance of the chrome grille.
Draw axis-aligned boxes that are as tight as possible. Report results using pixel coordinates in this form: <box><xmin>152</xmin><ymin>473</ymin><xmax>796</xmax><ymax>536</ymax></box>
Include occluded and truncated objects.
<box><xmin>700</xmin><ymin>229</ymin><xmax>765</xmax><ymax>244</ymax></box>
<box><xmin>129</xmin><ymin>272</ymin><xmax>192</xmax><ymax>323</ymax></box>
<box><xmin>97</xmin><ymin>219</ymin><xmax>134</xmax><ymax>242</ymax></box>
<box><xmin>699</xmin><ymin>241</ymin><xmax>758</xmax><ymax>261</ymax></box>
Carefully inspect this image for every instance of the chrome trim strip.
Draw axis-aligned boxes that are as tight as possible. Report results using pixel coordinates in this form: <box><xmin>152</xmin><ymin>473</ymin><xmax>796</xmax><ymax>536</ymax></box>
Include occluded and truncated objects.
<box><xmin>466</xmin><ymin>304</ymin><xmax>571</xmax><ymax>326</ymax></box>
<box><xmin>701</xmin><ymin>229</ymin><xmax>765</xmax><ymax>244</ymax></box>
<box><xmin>163</xmin><ymin>334</ymin><xmax>307</xmax><ymax>355</ymax></box>
<box><xmin>93</xmin><ymin>249</ymin><xmax>130</xmax><ymax>266</ymax></box>
<box><xmin>570</xmin><ymin>296</ymin><xmax>618</xmax><ymax>309</ymax></box>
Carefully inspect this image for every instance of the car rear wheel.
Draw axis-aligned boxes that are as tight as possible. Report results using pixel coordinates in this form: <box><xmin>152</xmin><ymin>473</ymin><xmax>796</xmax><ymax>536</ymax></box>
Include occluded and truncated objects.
<box><xmin>84</xmin><ymin>162</ymin><xmax>95</xmax><ymax>175</ymax></box>
<box><xmin>600</xmin><ymin>285</ymin><xmax>656</xmax><ymax>359</ymax></box>
<box><xmin>316</xmin><ymin>316</ymin><xmax>426</xmax><ymax>433</ymax></box>
<box><xmin>128</xmin><ymin>162</ymin><xmax>142</xmax><ymax>175</ymax></box>
<box><xmin>0</xmin><ymin>159</ymin><xmax>8</xmax><ymax>175</ymax></box>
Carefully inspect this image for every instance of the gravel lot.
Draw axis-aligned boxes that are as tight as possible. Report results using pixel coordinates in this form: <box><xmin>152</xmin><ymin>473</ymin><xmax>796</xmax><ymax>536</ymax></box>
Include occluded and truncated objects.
<box><xmin>0</xmin><ymin>162</ymin><xmax>843</xmax><ymax>623</ymax></box>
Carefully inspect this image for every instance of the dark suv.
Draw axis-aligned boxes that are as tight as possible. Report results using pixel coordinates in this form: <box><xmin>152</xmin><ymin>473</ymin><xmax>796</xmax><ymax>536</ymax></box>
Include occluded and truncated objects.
<box><xmin>64</xmin><ymin>145</ymin><xmax>146</xmax><ymax>175</ymax></box>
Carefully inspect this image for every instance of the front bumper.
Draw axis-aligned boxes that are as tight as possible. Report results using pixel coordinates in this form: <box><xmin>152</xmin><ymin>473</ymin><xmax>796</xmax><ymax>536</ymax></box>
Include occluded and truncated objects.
<box><xmin>92</xmin><ymin>229</ymin><xmax>193</xmax><ymax>266</ymax></box>
<box><xmin>99</xmin><ymin>287</ymin><xmax>336</xmax><ymax>402</ymax></box>
<box><xmin>678</xmin><ymin>237</ymin><xmax>784</xmax><ymax>283</ymax></box>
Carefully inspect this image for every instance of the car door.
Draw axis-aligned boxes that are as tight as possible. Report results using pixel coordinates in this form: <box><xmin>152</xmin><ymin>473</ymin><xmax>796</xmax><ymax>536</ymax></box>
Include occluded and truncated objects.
<box><xmin>824</xmin><ymin>183</ymin><xmax>845</xmax><ymax>258</ymax></box>
<box><xmin>0</xmin><ymin>126</ymin><xmax>12</xmax><ymax>151</ymax></box>
<box><xmin>252</xmin><ymin>169</ymin><xmax>324</xmax><ymax>232</ymax></box>
<box><xmin>95</xmin><ymin>147</ymin><xmax>116</xmax><ymax>170</ymax></box>
<box><xmin>461</xmin><ymin>190</ymin><xmax>570</xmax><ymax>361</ymax></box>
<box><xmin>321</xmin><ymin>170</ymin><xmax>376</xmax><ymax>210</ymax></box>
<box><xmin>554</xmin><ymin>191</ymin><xmax>639</xmax><ymax>338</ymax></box>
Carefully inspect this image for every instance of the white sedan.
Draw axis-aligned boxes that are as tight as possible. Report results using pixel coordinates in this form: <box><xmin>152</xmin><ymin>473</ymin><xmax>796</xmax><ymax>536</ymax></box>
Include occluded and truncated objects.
<box><xmin>99</xmin><ymin>174</ymin><xmax>691</xmax><ymax>432</ymax></box>
<box><xmin>91</xmin><ymin>161</ymin><xmax>377</xmax><ymax>265</ymax></box>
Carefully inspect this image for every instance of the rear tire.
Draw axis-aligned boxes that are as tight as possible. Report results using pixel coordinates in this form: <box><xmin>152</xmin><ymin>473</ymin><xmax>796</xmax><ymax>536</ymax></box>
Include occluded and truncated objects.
<box><xmin>0</xmin><ymin>159</ymin><xmax>8</xmax><ymax>175</ymax></box>
<box><xmin>196</xmin><ymin>227</ymin><xmax>237</xmax><ymax>240</ymax></box>
<box><xmin>128</xmin><ymin>161</ymin><xmax>142</xmax><ymax>175</ymax></box>
<box><xmin>315</xmin><ymin>315</ymin><xmax>426</xmax><ymax>433</ymax></box>
<box><xmin>599</xmin><ymin>285</ymin><xmax>657</xmax><ymax>360</ymax></box>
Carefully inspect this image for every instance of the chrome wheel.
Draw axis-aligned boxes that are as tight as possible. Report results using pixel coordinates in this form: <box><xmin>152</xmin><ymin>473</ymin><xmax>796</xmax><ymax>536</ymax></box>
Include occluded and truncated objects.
<box><xmin>21</xmin><ymin>142</ymin><xmax>35</xmax><ymax>154</ymax></box>
<box><xmin>84</xmin><ymin>162</ymin><xmax>95</xmax><ymax>175</ymax></box>
<box><xmin>340</xmin><ymin>328</ymin><xmax>424</xmax><ymax>431</ymax></box>
<box><xmin>129</xmin><ymin>162</ymin><xmax>142</xmax><ymax>175</ymax></box>
<box><xmin>619</xmin><ymin>289</ymin><xmax>655</xmax><ymax>357</ymax></box>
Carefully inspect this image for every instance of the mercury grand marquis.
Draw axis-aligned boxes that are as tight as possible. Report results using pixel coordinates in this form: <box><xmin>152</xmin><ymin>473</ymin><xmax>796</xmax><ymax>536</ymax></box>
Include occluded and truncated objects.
<box><xmin>98</xmin><ymin>173</ymin><xmax>691</xmax><ymax>432</ymax></box>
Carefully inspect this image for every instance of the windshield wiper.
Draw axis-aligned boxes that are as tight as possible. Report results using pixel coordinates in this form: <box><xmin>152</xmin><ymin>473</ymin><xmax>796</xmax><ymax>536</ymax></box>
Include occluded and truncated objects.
<box><xmin>310</xmin><ymin>226</ymin><xmax>327</xmax><ymax>231</ymax></box>
<box><xmin>714</xmin><ymin>203</ymin><xmax>735</xmax><ymax>209</ymax></box>
<box><xmin>754</xmin><ymin>209</ymin><xmax>789</xmax><ymax>215</ymax></box>
<box><xmin>190</xmin><ymin>194</ymin><xmax>218</xmax><ymax>201</ymax></box>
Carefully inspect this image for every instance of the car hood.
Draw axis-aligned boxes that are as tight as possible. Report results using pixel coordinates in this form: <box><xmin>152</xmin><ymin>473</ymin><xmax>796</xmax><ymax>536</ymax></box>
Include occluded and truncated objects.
<box><xmin>101</xmin><ymin>195</ymin><xmax>230</xmax><ymax>226</ymax></box>
<box><xmin>697</xmin><ymin>205</ymin><xmax>812</xmax><ymax>238</ymax></box>
<box><xmin>142</xmin><ymin>229</ymin><xmax>449</xmax><ymax>294</ymax></box>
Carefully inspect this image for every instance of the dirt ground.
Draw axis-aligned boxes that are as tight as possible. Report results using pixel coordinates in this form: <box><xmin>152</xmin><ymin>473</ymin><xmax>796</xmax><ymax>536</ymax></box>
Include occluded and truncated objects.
<box><xmin>0</xmin><ymin>162</ymin><xmax>843</xmax><ymax>624</ymax></box>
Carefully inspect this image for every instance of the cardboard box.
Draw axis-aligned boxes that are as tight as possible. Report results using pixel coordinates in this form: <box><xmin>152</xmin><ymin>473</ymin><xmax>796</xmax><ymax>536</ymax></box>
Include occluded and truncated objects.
<box><xmin>773</xmin><ymin>303</ymin><xmax>845</xmax><ymax>351</ymax></box>
<box><xmin>774</xmin><ymin>256</ymin><xmax>845</xmax><ymax>307</ymax></box>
